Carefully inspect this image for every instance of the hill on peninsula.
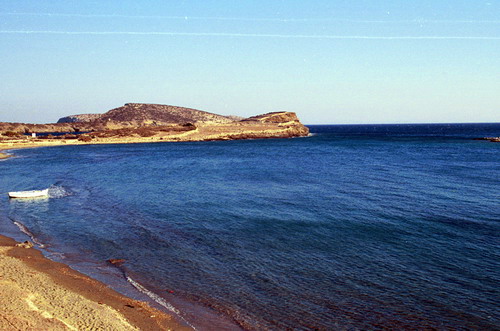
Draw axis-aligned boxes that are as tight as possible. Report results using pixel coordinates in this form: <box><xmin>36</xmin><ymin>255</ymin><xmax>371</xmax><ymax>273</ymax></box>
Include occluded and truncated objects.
<box><xmin>1</xmin><ymin>102</ymin><xmax>309</xmax><ymax>144</ymax></box>
<box><xmin>58</xmin><ymin>103</ymin><xmax>234</xmax><ymax>125</ymax></box>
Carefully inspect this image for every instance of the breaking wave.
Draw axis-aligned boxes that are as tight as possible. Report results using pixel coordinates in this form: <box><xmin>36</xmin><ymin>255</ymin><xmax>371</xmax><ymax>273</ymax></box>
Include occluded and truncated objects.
<box><xmin>125</xmin><ymin>275</ymin><xmax>197</xmax><ymax>330</ymax></box>
<box><xmin>12</xmin><ymin>219</ymin><xmax>46</xmax><ymax>248</ymax></box>
<box><xmin>48</xmin><ymin>185</ymin><xmax>72</xmax><ymax>198</ymax></box>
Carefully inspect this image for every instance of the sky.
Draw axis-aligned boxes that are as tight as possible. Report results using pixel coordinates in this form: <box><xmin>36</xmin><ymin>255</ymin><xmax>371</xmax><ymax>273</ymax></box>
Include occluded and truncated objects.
<box><xmin>0</xmin><ymin>1</ymin><xmax>499</xmax><ymax>124</ymax></box>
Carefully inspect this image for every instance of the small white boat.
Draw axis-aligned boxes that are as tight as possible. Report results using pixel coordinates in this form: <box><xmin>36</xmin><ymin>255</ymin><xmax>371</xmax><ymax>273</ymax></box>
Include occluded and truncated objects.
<box><xmin>8</xmin><ymin>189</ymin><xmax>49</xmax><ymax>199</ymax></box>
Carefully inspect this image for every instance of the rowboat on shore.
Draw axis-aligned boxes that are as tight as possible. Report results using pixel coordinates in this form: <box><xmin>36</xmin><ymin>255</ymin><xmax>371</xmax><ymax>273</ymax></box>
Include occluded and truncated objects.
<box><xmin>8</xmin><ymin>189</ymin><xmax>49</xmax><ymax>199</ymax></box>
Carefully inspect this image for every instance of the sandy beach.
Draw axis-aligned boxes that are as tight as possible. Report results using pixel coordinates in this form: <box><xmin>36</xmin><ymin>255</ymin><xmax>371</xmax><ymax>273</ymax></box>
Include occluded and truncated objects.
<box><xmin>0</xmin><ymin>234</ymin><xmax>188</xmax><ymax>330</ymax></box>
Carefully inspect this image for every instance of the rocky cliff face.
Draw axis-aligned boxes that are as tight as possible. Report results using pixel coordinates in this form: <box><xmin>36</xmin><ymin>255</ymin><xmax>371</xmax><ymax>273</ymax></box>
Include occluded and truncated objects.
<box><xmin>57</xmin><ymin>114</ymin><xmax>101</xmax><ymax>123</ymax></box>
<box><xmin>245</xmin><ymin>112</ymin><xmax>303</xmax><ymax>124</ymax></box>
<box><xmin>0</xmin><ymin>122</ymin><xmax>89</xmax><ymax>134</ymax></box>
<box><xmin>242</xmin><ymin>111</ymin><xmax>310</xmax><ymax>137</ymax></box>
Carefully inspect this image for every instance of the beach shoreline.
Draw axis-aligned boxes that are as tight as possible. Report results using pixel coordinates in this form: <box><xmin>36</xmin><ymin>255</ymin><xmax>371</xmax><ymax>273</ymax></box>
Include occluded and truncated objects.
<box><xmin>0</xmin><ymin>130</ymin><xmax>301</xmax><ymax>331</ymax></box>
<box><xmin>0</xmin><ymin>233</ymin><xmax>189</xmax><ymax>330</ymax></box>
<box><xmin>0</xmin><ymin>140</ymin><xmax>192</xmax><ymax>328</ymax></box>
<box><xmin>0</xmin><ymin>152</ymin><xmax>12</xmax><ymax>159</ymax></box>
<box><xmin>0</xmin><ymin>143</ymin><xmax>240</xmax><ymax>330</ymax></box>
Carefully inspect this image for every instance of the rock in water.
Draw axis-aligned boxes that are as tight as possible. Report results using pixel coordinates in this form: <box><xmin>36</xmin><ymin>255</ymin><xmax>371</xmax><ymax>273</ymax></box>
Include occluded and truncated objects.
<box><xmin>16</xmin><ymin>241</ymin><xmax>34</xmax><ymax>248</ymax></box>
<box><xmin>107</xmin><ymin>258</ymin><xmax>126</xmax><ymax>266</ymax></box>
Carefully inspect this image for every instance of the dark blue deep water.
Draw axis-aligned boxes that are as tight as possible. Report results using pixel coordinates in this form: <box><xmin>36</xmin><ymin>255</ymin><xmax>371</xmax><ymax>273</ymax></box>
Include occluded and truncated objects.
<box><xmin>1</xmin><ymin>123</ymin><xmax>499</xmax><ymax>330</ymax></box>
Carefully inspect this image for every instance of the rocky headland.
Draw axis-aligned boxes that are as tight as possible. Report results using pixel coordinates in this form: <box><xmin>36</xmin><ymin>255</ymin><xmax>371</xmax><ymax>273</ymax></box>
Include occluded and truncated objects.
<box><xmin>473</xmin><ymin>137</ymin><xmax>500</xmax><ymax>142</ymax></box>
<box><xmin>57</xmin><ymin>113</ymin><xmax>102</xmax><ymax>123</ymax></box>
<box><xmin>0</xmin><ymin>103</ymin><xmax>309</xmax><ymax>152</ymax></box>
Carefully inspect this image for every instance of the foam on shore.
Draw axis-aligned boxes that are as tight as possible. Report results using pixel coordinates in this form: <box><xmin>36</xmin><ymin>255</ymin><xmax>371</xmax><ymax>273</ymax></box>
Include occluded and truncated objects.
<box><xmin>126</xmin><ymin>275</ymin><xmax>198</xmax><ymax>330</ymax></box>
<box><xmin>12</xmin><ymin>219</ymin><xmax>46</xmax><ymax>248</ymax></box>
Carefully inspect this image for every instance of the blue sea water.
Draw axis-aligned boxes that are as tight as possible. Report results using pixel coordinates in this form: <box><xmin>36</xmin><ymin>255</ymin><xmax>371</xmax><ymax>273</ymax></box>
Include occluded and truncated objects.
<box><xmin>0</xmin><ymin>123</ymin><xmax>499</xmax><ymax>330</ymax></box>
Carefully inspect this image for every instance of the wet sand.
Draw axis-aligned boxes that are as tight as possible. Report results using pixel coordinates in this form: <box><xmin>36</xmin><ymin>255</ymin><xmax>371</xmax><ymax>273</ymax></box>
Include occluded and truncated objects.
<box><xmin>0</xmin><ymin>234</ymin><xmax>189</xmax><ymax>330</ymax></box>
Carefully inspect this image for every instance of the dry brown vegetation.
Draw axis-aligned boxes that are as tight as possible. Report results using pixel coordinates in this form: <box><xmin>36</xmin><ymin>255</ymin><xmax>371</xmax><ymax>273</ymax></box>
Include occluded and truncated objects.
<box><xmin>2</xmin><ymin>131</ymin><xmax>21</xmax><ymax>137</ymax></box>
<box><xmin>82</xmin><ymin>124</ymin><xmax>197</xmax><ymax>139</ymax></box>
<box><xmin>78</xmin><ymin>135</ymin><xmax>93</xmax><ymax>142</ymax></box>
<box><xmin>0</xmin><ymin>123</ymin><xmax>198</xmax><ymax>142</ymax></box>
<box><xmin>98</xmin><ymin>103</ymin><xmax>234</xmax><ymax>124</ymax></box>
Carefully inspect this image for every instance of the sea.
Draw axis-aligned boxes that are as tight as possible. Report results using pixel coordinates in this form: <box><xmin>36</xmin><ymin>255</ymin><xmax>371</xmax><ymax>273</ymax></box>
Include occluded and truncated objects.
<box><xmin>0</xmin><ymin>123</ymin><xmax>498</xmax><ymax>330</ymax></box>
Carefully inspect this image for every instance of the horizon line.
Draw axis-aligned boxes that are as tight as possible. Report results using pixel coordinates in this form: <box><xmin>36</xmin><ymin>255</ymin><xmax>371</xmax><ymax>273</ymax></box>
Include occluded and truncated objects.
<box><xmin>1</xmin><ymin>30</ymin><xmax>499</xmax><ymax>40</ymax></box>
<box><xmin>304</xmin><ymin>121</ymin><xmax>500</xmax><ymax>125</ymax></box>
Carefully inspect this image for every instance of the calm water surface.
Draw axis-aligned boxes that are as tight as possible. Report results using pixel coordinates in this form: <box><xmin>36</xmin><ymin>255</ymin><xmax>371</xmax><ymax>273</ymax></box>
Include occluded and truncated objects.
<box><xmin>1</xmin><ymin>124</ymin><xmax>499</xmax><ymax>329</ymax></box>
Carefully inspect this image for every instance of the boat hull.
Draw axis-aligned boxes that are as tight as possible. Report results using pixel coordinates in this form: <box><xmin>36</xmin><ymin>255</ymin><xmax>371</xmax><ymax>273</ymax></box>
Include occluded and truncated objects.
<box><xmin>8</xmin><ymin>189</ymin><xmax>49</xmax><ymax>199</ymax></box>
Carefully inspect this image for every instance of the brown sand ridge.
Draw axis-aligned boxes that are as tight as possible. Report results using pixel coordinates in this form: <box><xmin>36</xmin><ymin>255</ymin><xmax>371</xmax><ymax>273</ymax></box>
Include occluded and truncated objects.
<box><xmin>0</xmin><ymin>235</ymin><xmax>189</xmax><ymax>330</ymax></box>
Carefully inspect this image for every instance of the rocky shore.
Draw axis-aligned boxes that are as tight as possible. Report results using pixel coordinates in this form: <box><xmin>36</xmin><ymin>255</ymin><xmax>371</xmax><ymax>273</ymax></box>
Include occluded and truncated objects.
<box><xmin>473</xmin><ymin>137</ymin><xmax>500</xmax><ymax>142</ymax></box>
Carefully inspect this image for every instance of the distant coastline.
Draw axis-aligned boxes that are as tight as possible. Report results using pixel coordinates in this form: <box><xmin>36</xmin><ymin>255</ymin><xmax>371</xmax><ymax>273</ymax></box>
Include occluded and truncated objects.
<box><xmin>0</xmin><ymin>103</ymin><xmax>310</xmax><ymax>155</ymax></box>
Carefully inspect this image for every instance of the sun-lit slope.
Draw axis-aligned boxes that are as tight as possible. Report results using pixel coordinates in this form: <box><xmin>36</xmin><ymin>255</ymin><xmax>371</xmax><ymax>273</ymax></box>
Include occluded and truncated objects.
<box><xmin>59</xmin><ymin>103</ymin><xmax>235</xmax><ymax>125</ymax></box>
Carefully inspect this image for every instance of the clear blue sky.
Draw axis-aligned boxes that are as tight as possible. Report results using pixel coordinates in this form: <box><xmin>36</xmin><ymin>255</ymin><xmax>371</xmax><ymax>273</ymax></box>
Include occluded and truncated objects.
<box><xmin>0</xmin><ymin>1</ymin><xmax>499</xmax><ymax>124</ymax></box>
